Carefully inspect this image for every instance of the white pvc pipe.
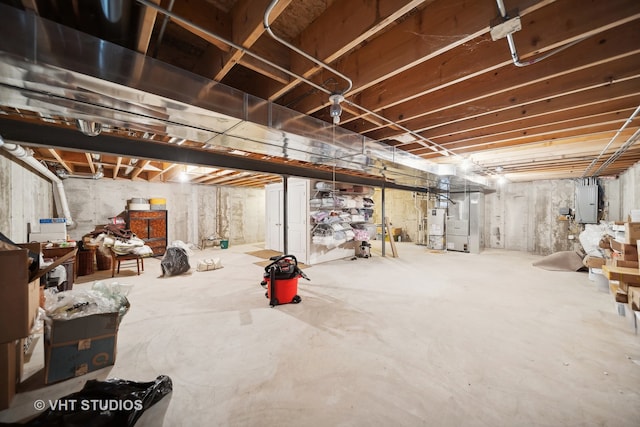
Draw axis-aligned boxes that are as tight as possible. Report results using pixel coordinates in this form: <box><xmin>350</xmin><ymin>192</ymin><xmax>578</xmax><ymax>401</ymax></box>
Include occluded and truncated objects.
<box><xmin>0</xmin><ymin>135</ymin><xmax>75</xmax><ymax>228</ymax></box>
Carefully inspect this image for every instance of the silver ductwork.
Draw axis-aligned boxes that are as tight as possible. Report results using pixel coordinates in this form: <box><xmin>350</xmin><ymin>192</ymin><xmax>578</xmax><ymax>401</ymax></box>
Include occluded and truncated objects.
<box><xmin>0</xmin><ymin>3</ymin><xmax>490</xmax><ymax>191</ymax></box>
<box><xmin>76</xmin><ymin>119</ymin><xmax>102</xmax><ymax>136</ymax></box>
<box><xmin>0</xmin><ymin>135</ymin><xmax>75</xmax><ymax>228</ymax></box>
<box><xmin>56</xmin><ymin>167</ymin><xmax>104</xmax><ymax>180</ymax></box>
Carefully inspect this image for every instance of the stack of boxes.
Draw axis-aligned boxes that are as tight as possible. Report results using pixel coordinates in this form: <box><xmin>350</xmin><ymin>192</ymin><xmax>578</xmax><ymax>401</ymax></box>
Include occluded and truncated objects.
<box><xmin>1</xmin><ymin>243</ymin><xmax>46</xmax><ymax>410</ymax></box>
<box><xmin>601</xmin><ymin>212</ymin><xmax>640</xmax><ymax>333</ymax></box>
<box><xmin>0</xmin><ymin>242</ymin><xmax>77</xmax><ymax>409</ymax></box>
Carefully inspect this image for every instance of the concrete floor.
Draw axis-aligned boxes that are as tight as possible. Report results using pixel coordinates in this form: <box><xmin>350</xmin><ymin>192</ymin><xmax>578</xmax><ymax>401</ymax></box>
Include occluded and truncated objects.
<box><xmin>1</xmin><ymin>242</ymin><xmax>640</xmax><ymax>426</ymax></box>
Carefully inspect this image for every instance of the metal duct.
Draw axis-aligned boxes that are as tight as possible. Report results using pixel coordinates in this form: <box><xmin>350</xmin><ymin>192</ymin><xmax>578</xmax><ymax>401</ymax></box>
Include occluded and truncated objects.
<box><xmin>76</xmin><ymin>119</ymin><xmax>102</xmax><ymax>136</ymax></box>
<box><xmin>0</xmin><ymin>3</ymin><xmax>491</xmax><ymax>192</ymax></box>
<box><xmin>56</xmin><ymin>169</ymin><xmax>104</xmax><ymax>180</ymax></box>
<box><xmin>0</xmin><ymin>135</ymin><xmax>75</xmax><ymax>228</ymax></box>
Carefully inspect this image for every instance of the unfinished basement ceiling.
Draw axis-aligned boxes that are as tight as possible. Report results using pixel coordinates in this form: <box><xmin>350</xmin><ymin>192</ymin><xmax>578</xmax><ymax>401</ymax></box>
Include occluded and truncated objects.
<box><xmin>0</xmin><ymin>0</ymin><xmax>639</xmax><ymax>189</ymax></box>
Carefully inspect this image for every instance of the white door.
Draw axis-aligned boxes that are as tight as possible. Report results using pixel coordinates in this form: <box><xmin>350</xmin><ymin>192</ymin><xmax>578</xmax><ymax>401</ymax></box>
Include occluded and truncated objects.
<box><xmin>287</xmin><ymin>178</ymin><xmax>309</xmax><ymax>263</ymax></box>
<box><xmin>505</xmin><ymin>193</ymin><xmax>528</xmax><ymax>252</ymax></box>
<box><xmin>265</xmin><ymin>183</ymin><xmax>284</xmax><ymax>252</ymax></box>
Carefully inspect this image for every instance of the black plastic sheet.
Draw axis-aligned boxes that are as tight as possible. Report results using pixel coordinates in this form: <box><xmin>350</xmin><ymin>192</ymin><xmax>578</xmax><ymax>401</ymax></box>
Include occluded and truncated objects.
<box><xmin>160</xmin><ymin>247</ymin><xmax>190</xmax><ymax>277</ymax></box>
<box><xmin>2</xmin><ymin>375</ymin><xmax>172</xmax><ymax>427</ymax></box>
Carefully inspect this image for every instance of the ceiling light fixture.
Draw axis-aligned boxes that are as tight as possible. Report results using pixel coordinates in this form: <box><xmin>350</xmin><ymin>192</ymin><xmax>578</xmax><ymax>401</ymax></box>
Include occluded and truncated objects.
<box><xmin>329</xmin><ymin>93</ymin><xmax>344</xmax><ymax>125</ymax></box>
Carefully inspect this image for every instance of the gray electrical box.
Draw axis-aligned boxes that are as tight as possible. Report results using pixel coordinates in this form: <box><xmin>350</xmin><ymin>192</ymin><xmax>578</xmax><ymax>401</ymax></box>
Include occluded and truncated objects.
<box><xmin>575</xmin><ymin>179</ymin><xmax>598</xmax><ymax>224</ymax></box>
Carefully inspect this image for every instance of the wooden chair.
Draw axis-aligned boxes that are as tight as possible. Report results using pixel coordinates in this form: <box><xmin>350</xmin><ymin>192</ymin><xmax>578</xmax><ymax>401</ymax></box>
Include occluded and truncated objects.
<box><xmin>109</xmin><ymin>248</ymin><xmax>144</xmax><ymax>277</ymax></box>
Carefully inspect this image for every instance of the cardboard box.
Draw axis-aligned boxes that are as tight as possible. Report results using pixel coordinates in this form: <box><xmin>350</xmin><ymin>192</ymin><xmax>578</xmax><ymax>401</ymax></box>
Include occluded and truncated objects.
<box><xmin>624</xmin><ymin>223</ymin><xmax>640</xmax><ymax>244</ymax></box>
<box><xmin>610</xmin><ymin>239</ymin><xmax>638</xmax><ymax>261</ymax></box>
<box><xmin>0</xmin><ymin>247</ymin><xmax>32</xmax><ymax>343</ymax></box>
<box><xmin>44</xmin><ymin>312</ymin><xmax>120</xmax><ymax>384</ymax></box>
<box><xmin>0</xmin><ymin>340</ymin><xmax>21</xmax><ymax>410</ymax></box>
<box><xmin>0</xmin><ymin>244</ymin><xmax>76</xmax><ymax>343</ymax></box>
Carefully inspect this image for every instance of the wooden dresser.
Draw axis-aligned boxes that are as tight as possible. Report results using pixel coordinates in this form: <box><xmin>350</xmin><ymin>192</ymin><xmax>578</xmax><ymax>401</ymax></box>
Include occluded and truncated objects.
<box><xmin>125</xmin><ymin>210</ymin><xmax>168</xmax><ymax>256</ymax></box>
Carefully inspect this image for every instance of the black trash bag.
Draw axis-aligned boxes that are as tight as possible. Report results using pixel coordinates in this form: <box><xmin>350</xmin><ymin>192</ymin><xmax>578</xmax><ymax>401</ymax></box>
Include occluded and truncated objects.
<box><xmin>1</xmin><ymin>375</ymin><xmax>172</xmax><ymax>427</ymax></box>
<box><xmin>160</xmin><ymin>247</ymin><xmax>190</xmax><ymax>277</ymax></box>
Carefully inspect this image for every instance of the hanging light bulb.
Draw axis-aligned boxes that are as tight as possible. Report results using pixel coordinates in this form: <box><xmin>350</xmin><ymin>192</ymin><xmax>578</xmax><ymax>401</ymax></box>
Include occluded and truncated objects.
<box><xmin>329</xmin><ymin>93</ymin><xmax>344</xmax><ymax>125</ymax></box>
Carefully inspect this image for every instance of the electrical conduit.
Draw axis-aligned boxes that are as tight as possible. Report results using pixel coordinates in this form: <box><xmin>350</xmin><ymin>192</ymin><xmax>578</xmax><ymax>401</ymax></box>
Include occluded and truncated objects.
<box><xmin>495</xmin><ymin>0</ymin><xmax>587</xmax><ymax>67</ymax></box>
<box><xmin>263</xmin><ymin>0</ymin><xmax>353</xmax><ymax>96</ymax></box>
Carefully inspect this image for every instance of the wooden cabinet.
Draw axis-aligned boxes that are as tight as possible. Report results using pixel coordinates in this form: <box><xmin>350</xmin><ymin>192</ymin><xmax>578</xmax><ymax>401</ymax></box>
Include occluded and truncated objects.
<box><xmin>126</xmin><ymin>210</ymin><xmax>167</xmax><ymax>256</ymax></box>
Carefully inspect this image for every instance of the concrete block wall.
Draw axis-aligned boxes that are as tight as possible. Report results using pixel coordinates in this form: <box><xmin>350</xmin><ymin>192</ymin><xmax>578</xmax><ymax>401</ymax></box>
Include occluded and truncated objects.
<box><xmin>0</xmin><ymin>152</ymin><xmax>54</xmax><ymax>242</ymax></box>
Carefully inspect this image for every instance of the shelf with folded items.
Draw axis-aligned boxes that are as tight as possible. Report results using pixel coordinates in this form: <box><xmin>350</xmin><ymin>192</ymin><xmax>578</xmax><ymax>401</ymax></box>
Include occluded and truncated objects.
<box><xmin>311</xmin><ymin>222</ymin><xmax>356</xmax><ymax>247</ymax></box>
<box><xmin>310</xmin><ymin>191</ymin><xmax>375</xmax><ymax>247</ymax></box>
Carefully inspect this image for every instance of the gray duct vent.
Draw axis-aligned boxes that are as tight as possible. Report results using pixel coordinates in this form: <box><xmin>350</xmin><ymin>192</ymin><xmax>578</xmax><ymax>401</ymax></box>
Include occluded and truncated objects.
<box><xmin>575</xmin><ymin>178</ymin><xmax>598</xmax><ymax>224</ymax></box>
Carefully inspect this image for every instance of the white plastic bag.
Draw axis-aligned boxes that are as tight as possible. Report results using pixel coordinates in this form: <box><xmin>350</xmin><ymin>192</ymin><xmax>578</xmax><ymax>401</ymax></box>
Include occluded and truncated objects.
<box><xmin>579</xmin><ymin>223</ymin><xmax>606</xmax><ymax>257</ymax></box>
<box><xmin>196</xmin><ymin>257</ymin><xmax>222</xmax><ymax>272</ymax></box>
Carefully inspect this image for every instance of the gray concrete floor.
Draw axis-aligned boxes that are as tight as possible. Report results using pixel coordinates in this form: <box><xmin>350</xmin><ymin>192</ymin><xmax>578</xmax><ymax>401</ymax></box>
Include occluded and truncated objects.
<box><xmin>1</xmin><ymin>242</ymin><xmax>640</xmax><ymax>426</ymax></box>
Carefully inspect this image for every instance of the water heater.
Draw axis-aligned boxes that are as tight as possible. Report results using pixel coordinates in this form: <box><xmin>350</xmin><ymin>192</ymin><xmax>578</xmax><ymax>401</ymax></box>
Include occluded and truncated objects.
<box><xmin>426</xmin><ymin>209</ymin><xmax>446</xmax><ymax>249</ymax></box>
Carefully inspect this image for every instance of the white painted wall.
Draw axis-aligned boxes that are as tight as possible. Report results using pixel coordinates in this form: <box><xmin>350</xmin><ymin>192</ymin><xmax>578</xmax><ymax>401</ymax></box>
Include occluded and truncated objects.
<box><xmin>0</xmin><ymin>152</ymin><xmax>54</xmax><ymax>242</ymax></box>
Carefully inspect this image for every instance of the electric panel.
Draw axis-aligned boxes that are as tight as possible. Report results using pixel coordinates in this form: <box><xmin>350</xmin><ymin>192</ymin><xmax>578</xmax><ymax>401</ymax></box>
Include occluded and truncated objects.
<box><xmin>575</xmin><ymin>179</ymin><xmax>598</xmax><ymax>224</ymax></box>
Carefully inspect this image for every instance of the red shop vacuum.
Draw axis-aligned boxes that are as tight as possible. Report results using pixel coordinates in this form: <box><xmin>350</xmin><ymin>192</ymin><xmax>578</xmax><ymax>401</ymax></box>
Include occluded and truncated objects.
<box><xmin>260</xmin><ymin>255</ymin><xmax>309</xmax><ymax>307</ymax></box>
